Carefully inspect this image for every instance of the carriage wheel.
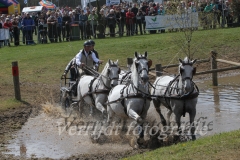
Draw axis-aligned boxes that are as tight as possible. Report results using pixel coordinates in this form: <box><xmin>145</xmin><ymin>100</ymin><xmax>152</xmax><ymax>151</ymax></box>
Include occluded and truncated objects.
<box><xmin>62</xmin><ymin>97</ymin><xmax>71</xmax><ymax>111</ymax></box>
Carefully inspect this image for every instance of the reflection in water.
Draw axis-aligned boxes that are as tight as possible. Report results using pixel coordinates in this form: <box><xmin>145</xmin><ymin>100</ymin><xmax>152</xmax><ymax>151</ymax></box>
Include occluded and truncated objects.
<box><xmin>213</xmin><ymin>87</ymin><xmax>220</xmax><ymax>112</ymax></box>
<box><xmin>4</xmin><ymin>75</ymin><xmax>240</xmax><ymax>159</ymax></box>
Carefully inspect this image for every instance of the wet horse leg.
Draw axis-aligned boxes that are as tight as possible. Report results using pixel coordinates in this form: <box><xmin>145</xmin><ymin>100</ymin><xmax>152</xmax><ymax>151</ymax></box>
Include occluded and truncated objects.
<box><xmin>96</xmin><ymin>102</ymin><xmax>107</xmax><ymax>118</ymax></box>
<box><xmin>128</xmin><ymin>108</ymin><xmax>143</xmax><ymax>124</ymax></box>
<box><xmin>189</xmin><ymin>108</ymin><xmax>196</xmax><ymax>140</ymax></box>
<box><xmin>107</xmin><ymin>105</ymin><xmax>115</xmax><ymax>126</ymax></box>
<box><xmin>153</xmin><ymin>99</ymin><xmax>166</xmax><ymax>126</ymax></box>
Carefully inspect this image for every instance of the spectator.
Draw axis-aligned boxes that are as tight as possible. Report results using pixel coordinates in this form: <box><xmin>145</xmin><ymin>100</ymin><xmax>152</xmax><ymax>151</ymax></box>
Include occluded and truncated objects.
<box><xmin>106</xmin><ymin>9</ymin><xmax>116</xmax><ymax>37</ymax></box>
<box><xmin>131</xmin><ymin>3</ymin><xmax>138</xmax><ymax>35</ymax></box>
<box><xmin>146</xmin><ymin>2</ymin><xmax>153</xmax><ymax>15</ymax></box>
<box><xmin>217</xmin><ymin>0</ymin><xmax>224</xmax><ymax>26</ymax></box>
<box><xmin>136</xmin><ymin>8</ymin><xmax>145</xmax><ymax>35</ymax></box>
<box><xmin>148</xmin><ymin>7</ymin><xmax>157</xmax><ymax>16</ymax></box>
<box><xmin>3</xmin><ymin>18</ymin><xmax>12</xmax><ymax>46</ymax></box>
<box><xmin>98</xmin><ymin>9</ymin><xmax>107</xmax><ymax>35</ymax></box>
<box><xmin>38</xmin><ymin>17</ymin><xmax>47</xmax><ymax>43</ymax></box>
<box><xmin>47</xmin><ymin>11</ymin><xmax>58</xmax><ymax>43</ymax></box>
<box><xmin>126</xmin><ymin>8</ymin><xmax>135</xmax><ymax>36</ymax></box>
<box><xmin>88</xmin><ymin>10</ymin><xmax>98</xmax><ymax>38</ymax></box>
<box><xmin>115</xmin><ymin>7</ymin><xmax>124</xmax><ymax>36</ymax></box>
<box><xmin>203</xmin><ymin>2</ymin><xmax>213</xmax><ymax>29</ymax></box>
<box><xmin>224</xmin><ymin>1</ymin><xmax>233</xmax><ymax>27</ymax></box>
<box><xmin>62</xmin><ymin>12</ymin><xmax>71</xmax><ymax>41</ymax></box>
<box><xmin>140</xmin><ymin>2</ymin><xmax>148</xmax><ymax>34</ymax></box>
<box><xmin>12</xmin><ymin>17</ymin><xmax>20</xmax><ymax>46</ymax></box>
<box><xmin>56</xmin><ymin>12</ymin><xmax>62</xmax><ymax>42</ymax></box>
<box><xmin>158</xmin><ymin>5</ymin><xmax>165</xmax><ymax>15</ymax></box>
<box><xmin>22</xmin><ymin>13</ymin><xmax>36</xmax><ymax>45</ymax></box>
<box><xmin>79</xmin><ymin>9</ymin><xmax>88</xmax><ymax>40</ymax></box>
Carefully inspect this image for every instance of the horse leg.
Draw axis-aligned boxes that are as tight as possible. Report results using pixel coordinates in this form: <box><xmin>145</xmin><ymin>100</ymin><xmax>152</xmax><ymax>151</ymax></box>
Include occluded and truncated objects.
<box><xmin>166</xmin><ymin>109</ymin><xmax>172</xmax><ymax>126</ymax></box>
<box><xmin>137</xmin><ymin>123</ymin><xmax>145</xmax><ymax>146</ymax></box>
<box><xmin>128</xmin><ymin>108</ymin><xmax>143</xmax><ymax>124</ymax></box>
<box><xmin>152</xmin><ymin>99</ymin><xmax>166</xmax><ymax>126</ymax></box>
<box><xmin>189</xmin><ymin>108</ymin><xmax>196</xmax><ymax>140</ymax></box>
<box><xmin>173</xmin><ymin>114</ymin><xmax>181</xmax><ymax>142</ymax></box>
<box><xmin>89</xmin><ymin>106</ymin><xmax>93</xmax><ymax>116</ymax></box>
<box><xmin>107</xmin><ymin>105</ymin><xmax>114</xmax><ymax>126</ymax></box>
<box><xmin>96</xmin><ymin>102</ymin><xmax>107</xmax><ymax>119</ymax></box>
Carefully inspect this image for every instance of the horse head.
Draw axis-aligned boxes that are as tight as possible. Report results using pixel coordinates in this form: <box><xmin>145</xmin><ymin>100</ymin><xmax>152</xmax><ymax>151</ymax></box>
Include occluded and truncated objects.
<box><xmin>107</xmin><ymin>59</ymin><xmax>121</xmax><ymax>88</ymax></box>
<box><xmin>179</xmin><ymin>57</ymin><xmax>197</xmax><ymax>93</ymax></box>
<box><xmin>133</xmin><ymin>51</ymin><xmax>152</xmax><ymax>84</ymax></box>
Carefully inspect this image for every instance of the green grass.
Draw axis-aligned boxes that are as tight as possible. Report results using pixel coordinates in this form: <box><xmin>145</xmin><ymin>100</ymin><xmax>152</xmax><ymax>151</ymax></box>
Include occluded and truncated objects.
<box><xmin>124</xmin><ymin>130</ymin><xmax>240</xmax><ymax>160</ymax></box>
<box><xmin>0</xmin><ymin>27</ymin><xmax>240</xmax><ymax>85</ymax></box>
<box><xmin>0</xmin><ymin>99</ymin><xmax>23</xmax><ymax>111</ymax></box>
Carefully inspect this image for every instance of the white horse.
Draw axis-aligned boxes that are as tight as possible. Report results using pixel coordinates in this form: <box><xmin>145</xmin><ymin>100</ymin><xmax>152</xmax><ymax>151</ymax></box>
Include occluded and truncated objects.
<box><xmin>76</xmin><ymin>60</ymin><xmax>121</xmax><ymax>116</ymax></box>
<box><xmin>151</xmin><ymin>57</ymin><xmax>198</xmax><ymax>140</ymax></box>
<box><xmin>107</xmin><ymin>52</ymin><xmax>152</xmax><ymax>144</ymax></box>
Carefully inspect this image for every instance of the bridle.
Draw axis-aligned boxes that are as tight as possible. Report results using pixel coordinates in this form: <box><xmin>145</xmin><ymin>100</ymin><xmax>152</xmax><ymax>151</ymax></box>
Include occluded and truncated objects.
<box><xmin>180</xmin><ymin>62</ymin><xmax>195</xmax><ymax>81</ymax></box>
<box><xmin>99</xmin><ymin>64</ymin><xmax>120</xmax><ymax>90</ymax></box>
<box><xmin>107</xmin><ymin>64</ymin><xmax>120</xmax><ymax>81</ymax></box>
<box><xmin>135</xmin><ymin>57</ymin><xmax>149</xmax><ymax>74</ymax></box>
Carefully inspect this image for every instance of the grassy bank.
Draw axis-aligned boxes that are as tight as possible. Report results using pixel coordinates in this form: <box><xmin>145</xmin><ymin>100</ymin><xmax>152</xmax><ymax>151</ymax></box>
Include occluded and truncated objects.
<box><xmin>124</xmin><ymin>130</ymin><xmax>240</xmax><ymax>160</ymax></box>
<box><xmin>0</xmin><ymin>27</ymin><xmax>239</xmax><ymax>84</ymax></box>
<box><xmin>0</xmin><ymin>27</ymin><xmax>239</xmax><ymax>110</ymax></box>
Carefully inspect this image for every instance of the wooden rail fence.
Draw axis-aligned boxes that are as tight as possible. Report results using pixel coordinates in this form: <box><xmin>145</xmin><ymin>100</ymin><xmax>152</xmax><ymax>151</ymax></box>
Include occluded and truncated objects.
<box><xmin>127</xmin><ymin>51</ymin><xmax>240</xmax><ymax>86</ymax></box>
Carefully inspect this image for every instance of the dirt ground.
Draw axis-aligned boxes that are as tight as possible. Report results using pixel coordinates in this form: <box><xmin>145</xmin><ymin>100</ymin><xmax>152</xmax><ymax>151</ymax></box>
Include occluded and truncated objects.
<box><xmin>0</xmin><ymin>54</ymin><xmax>240</xmax><ymax>160</ymax></box>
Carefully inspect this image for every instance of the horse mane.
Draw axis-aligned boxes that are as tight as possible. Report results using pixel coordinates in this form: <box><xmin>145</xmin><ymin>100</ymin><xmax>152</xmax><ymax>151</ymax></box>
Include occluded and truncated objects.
<box><xmin>182</xmin><ymin>57</ymin><xmax>190</xmax><ymax>64</ymax></box>
<box><xmin>101</xmin><ymin>60</ymin><xmax>110</xmax><ymax>76</ymax></box>
<box><xmin>131</xmin><ymin>57</ymin><xmax>139</xmax><ymax>86</ymax></box>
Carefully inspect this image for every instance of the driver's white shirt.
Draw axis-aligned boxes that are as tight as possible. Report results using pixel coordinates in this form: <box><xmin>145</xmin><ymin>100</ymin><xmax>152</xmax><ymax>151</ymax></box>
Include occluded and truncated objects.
<box><xmin>75</xmin><ymin>49</ymin><xmax>99</xmax><ymax>66</ymax></box>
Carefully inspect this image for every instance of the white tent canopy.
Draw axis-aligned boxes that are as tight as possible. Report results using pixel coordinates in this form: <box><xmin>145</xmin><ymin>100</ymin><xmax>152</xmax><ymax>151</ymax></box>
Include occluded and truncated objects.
<box><xmin>22</xmin><ymin>6</ymin><xmax>45</xmax><ymax>13</ymax></box>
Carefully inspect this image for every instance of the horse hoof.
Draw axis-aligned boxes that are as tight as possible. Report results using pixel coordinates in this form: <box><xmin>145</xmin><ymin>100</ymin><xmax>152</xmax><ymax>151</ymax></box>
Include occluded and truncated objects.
<box><xmin>137</xmin><ymin>117</ymin><xmax>143</xmax><ymax>124</ymax></box>
<box><xmin>192</xmin><ymin>135</ymin><xmax>196</xmax><ymax>141</ymax></box>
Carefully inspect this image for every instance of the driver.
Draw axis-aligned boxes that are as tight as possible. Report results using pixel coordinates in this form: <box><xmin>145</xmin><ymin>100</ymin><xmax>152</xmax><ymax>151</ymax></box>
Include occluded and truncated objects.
<box><xmin>75</xmin><ymin>40</ymin><xmax>103</xmax><ymax>76</ymax></box>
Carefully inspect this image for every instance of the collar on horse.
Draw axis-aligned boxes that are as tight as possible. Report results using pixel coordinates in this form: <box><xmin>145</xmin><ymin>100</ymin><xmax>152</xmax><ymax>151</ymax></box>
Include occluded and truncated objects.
<box><xmin>163</xmin><ymin>74</ymin><xmax>199</xmax><ymax>117</ymax></box>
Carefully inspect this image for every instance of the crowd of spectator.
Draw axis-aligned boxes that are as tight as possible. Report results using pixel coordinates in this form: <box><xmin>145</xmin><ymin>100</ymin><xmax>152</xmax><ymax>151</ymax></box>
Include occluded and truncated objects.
<box><xmin>0</xmin><ymin>0</ymin><xmax>237</xmax><ymax>47</ymax></box>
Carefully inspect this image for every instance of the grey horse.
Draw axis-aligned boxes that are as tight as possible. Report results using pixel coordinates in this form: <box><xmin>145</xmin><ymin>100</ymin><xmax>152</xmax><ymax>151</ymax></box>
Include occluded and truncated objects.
<box><xmin>151</xmin><ymin>57</ymin><xmax>198</xmax><ymax>140</ymax></box>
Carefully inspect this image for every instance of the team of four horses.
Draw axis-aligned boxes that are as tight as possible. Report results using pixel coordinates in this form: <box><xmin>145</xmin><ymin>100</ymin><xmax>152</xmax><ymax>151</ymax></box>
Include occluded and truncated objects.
<box><xmin>61</xmin><ymin>52</ymin><xmax>199</xmax><ymax>146</ymax></box>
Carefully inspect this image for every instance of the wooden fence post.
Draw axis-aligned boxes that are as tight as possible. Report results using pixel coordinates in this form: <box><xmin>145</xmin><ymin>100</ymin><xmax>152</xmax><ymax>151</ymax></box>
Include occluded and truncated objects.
<box><xmin>155</xmin><ymin>64</ymin><xmax>162</xmax><ymax>77</ymax></box>
<box><xmin>211</xmin><ymin>51</ymin><xmax>218</xmax><ymax>86</ymax></box>
<box><xmin>12</xmin><ymin>61</ymin><xmax>21</xmax><ymax>100</ymax></box>
<box><xmin>127</xmin><ymin>58</ymin><xmax>133</xmax><ymax>69</ymax></box>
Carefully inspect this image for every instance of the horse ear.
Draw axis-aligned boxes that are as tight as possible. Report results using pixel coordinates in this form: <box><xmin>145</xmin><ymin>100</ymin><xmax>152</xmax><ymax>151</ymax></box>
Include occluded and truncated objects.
<box><xmin>193</xmin><ymin>67</ymin><xmax>196</xmax><ymax>75</ymax></box>
<box><xmin>115</xmin><ymin>59</ymin><xmax>119</xmax><ymax>65</ymax></box>
<box><xmin>108</xmin><ymin>59</ymin><xmax>111</xmax><ymax>65</ymax></box>
<box><xmin>192</xmin><ymin>59</ymin><xmax>197</xmax><ymax>64</ymax></box>
<box><xmin>145</xmin><ymin>51</ymin><xmax>148</xmax><ymax>58</ymax></box>
<box><xmin>179</xmin><ymin>58</ymin><xmax>183</xmax><ymax>64</ymax></box>
<box><xmin>135</xmin><ymin>52</ymin><xmax>138</xmax><ymax>58</ymax></box>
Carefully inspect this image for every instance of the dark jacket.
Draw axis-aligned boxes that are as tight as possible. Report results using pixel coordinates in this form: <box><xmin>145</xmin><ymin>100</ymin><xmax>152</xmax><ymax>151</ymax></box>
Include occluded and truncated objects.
<box><xmin>62</xmin><ymin>15</ymin><xmax>71</xmax><ymax>27</ymax></box>
<box><xmin>107</xmin><ymin>13</ymin><xmax>116</xmax><ymax>27</ymax></box>
<box><xmin>64</xmin><ymin>57</ymin><xmax>76</xmax><ymax>74</ymax></box>
<box><xmin>22</xmin><ymin>17</ymin><xmax>35</xmax><ymax>31</ymax></box>
<box><xmin>79</xmin><ymin>14</ymin><xmax>88</xmax><ymax>26</ymax></box>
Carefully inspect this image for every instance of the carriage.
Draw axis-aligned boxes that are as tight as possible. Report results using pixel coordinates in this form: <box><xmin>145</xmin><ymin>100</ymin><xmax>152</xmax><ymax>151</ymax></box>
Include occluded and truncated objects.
<box><xmin>59</xmin><ymin>53</ymin><xmax>199</xmax><ymax>145</ymax></box>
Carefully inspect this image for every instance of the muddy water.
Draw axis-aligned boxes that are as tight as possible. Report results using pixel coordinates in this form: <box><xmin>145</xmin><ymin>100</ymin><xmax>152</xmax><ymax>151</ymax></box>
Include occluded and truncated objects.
<box><xmin>4</xmin><ymin>75</ymin><xmax>240</xmax><ymax>159</ymax></box>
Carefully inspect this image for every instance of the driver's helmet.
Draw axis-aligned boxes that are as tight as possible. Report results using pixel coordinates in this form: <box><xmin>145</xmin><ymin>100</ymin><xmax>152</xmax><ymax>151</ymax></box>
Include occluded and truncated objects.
<box><xmin>88</xmin><ymin>39</ymin><xmax>95</xmax><ymax>46</ymax></box>
<box><xmin>83</xmin><ymin>40</ymin><xmax>92</xmax><ymax>46</ymax></box>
